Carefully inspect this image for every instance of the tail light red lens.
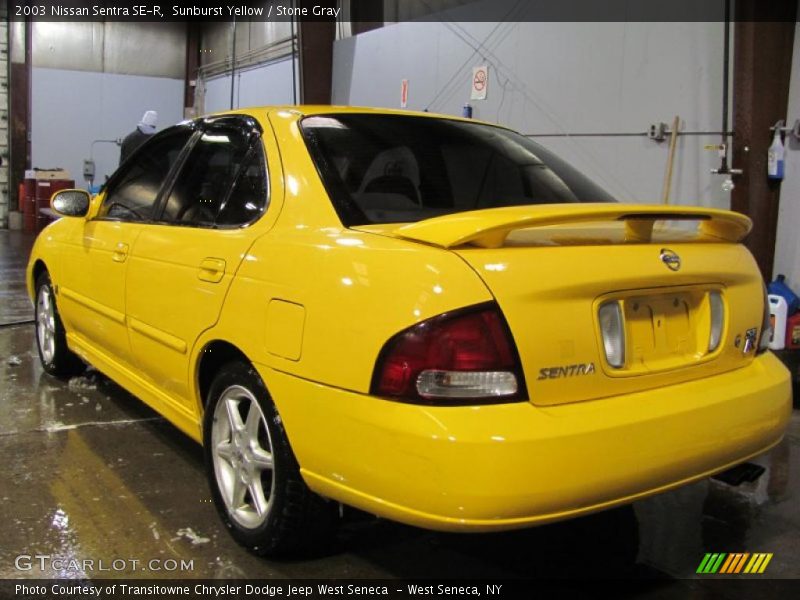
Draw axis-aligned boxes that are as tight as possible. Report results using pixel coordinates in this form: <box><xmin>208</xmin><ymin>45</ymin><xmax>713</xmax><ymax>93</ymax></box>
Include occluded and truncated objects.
<box><xmin>371</xmin><ymin>303</ymin><xmax>526</xmax><ymax>404</ymax></box>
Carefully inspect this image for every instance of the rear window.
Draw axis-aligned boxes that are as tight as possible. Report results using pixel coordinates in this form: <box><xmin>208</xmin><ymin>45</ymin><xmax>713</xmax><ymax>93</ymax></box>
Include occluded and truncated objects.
<box><xmin>300</xmin><ymin>114</ymin><xmax>616</xmax><ymax>226</ymax></box>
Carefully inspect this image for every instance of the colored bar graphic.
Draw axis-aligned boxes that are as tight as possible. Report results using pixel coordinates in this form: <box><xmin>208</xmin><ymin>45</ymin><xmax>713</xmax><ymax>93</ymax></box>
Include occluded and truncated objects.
<box><xmin>733</xmin><ymin>553</ymin><xmax>749</xmax><ymax>573</ymax></box>
<box><xmin>720</xmin><ymin>553</ymin><xmax>735</xmax><ymax>573</ymax></box>
<box><xmin>697</xmin><ymin>553</ymin><xmax>714</xmax><ymax>574</ymax></box>
<box><xmin>699</xmin><ymin>552</ymin><xmax>773</xmax><ymax>575</ymax></box>
<box><xmin>744</xmin><ymin>554</ymin><xmax>760</xmax><ymax>573</ymax></box>
<box><xmin>728</xmin><ymin>552</ymin><xmax>750</xmax><ymax>573</ymax></box>
<box><xmin>698</xmin><ymin>553</ymin><xmax>721</xmax><ymax>573</ymax></box>
<box><xmin>710</xmin><ymin>553</ymin><xmax>726</xmax><ymax>573</ymax></box>
<box><xmin>719</xmin><ymin>554</ymin><xmax>735</xmax><ymax>574</ymax></box>
<box><xmin>758</xmin><ymin>554</ymin><xmax>773</xmax><ymax>573</ymax></box>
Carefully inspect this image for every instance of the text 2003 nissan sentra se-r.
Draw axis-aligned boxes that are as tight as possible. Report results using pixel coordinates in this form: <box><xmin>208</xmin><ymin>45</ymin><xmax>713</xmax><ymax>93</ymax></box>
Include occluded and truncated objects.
<box><xmin>27</xmin><ymin>107</ymin><xmax>791</xmax><ymax>556</ymax></box>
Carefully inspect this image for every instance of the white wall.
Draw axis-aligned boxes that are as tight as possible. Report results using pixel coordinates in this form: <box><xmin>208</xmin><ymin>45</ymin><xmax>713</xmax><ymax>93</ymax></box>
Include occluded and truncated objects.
<box><xmin>332</xmin><ymin>15</ymin><xmax>732</xmax><ymax>208</ymax></box>
<box><xmin>774</xmin><ymin>21</ymin><xmax>800</xmax><ymax>290</ymax></box>
<box><xmin>31</xmin><ymin>68</ymin><xmax>184</xmax><ymax>187</ymax></box>
<box><xmin>202</xmin><ymin>57</ymin><xmax>298</xmax><ymax>114</ymax></box>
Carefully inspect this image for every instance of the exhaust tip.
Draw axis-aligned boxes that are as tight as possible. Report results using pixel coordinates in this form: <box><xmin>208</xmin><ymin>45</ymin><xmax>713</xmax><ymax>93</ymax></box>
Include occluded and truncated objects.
<box><xmin>711</xmin><ymin>462</ymin><xmax>766</xmax><ymax>487</ymax></box>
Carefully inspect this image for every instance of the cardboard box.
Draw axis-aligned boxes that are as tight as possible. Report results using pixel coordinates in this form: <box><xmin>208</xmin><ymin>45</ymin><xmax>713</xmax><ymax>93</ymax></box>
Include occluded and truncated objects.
<box><xmin>27</xmin><ymin>168</ymin><xmax>72</xmax><ymax>180</ymax></box>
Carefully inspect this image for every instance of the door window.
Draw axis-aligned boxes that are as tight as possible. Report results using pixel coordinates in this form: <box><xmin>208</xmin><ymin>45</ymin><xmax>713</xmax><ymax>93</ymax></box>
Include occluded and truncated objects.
<box><xmin>216</xmin><ymin>147</ymin><xmax>269</xmax><ymax>226</ymax></box>
<box><xmin>98</xmin><ymin>127</ymin><xmax>193</xmax><ymax>221</ymax></box>
<box><xmin>160</xmin><ymin>126</ymin><xmax>268</xmax><ymax>227</ymax></box>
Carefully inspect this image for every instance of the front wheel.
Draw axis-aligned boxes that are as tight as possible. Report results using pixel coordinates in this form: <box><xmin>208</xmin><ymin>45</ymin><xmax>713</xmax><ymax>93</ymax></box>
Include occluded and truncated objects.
<box><xmin>35</xmin><ymin>272</ymin><xmax>84</xmax><ymax>377</ymax></box>
<box><xmin>203</xmin><ymin>361</ymin><xmax>337</xmax><ymax>556</ymax></box>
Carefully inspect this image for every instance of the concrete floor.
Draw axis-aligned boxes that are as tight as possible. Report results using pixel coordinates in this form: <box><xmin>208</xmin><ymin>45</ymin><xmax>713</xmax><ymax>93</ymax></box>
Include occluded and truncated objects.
<box><xmin>0</xmin><ymin>230</ymin><xmax>35</xmax><ymax>327</ymax></box>
<box><xmin>1</xmin><ymin>230</ymin><xmax>798</xmax><ymax>595</ymax></box>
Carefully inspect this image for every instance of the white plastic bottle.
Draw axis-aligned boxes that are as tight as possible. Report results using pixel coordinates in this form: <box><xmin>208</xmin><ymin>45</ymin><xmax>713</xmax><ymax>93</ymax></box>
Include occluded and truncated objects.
<box><xmin>767</xmin><ymin>129</ymin><xmax>785</xmax><ymax>180</ymax></box>
<box><xmin>768</xmin><ymin>294</ymin><xmax>788</xmax><ymax>350</ymax></box>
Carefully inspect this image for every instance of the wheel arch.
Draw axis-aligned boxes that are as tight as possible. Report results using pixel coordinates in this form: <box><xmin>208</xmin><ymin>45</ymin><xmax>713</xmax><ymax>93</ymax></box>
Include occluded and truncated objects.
<box><xmin>195</xmin><ymin>339</ymin><xmax>254</xmax><ymax>411</ymax></box>
<box><xmin>31</xmin><ymin>259</ymin><xmax>48</xmax><ymax>298</ymax></box>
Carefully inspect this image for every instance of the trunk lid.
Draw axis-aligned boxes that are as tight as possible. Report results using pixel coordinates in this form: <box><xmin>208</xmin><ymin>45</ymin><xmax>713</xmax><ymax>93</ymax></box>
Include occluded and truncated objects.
<box><xmin>355</xmin><ymin>204</ymin><xmax>765</xmax><ymax>406</ymax></box>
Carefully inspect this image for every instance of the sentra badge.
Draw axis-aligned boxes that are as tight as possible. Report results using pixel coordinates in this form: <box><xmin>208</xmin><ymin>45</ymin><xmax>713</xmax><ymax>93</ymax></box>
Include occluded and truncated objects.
<box><xmin>537</xmin><ymin>363</ymin><xmax>596</xmax><ymax>380</ymax></box>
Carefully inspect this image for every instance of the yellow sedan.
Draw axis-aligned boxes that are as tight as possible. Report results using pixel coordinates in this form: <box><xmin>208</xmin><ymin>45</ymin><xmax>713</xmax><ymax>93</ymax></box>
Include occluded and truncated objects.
<box><xmin>27</xmin><ymin>107</ymin><xmax>791</xmax><ymax>556</ymax></box>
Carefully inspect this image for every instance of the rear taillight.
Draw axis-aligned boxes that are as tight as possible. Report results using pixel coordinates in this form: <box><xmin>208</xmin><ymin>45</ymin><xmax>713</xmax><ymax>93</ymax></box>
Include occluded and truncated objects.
<box><xmin>371</xmin><ymin>303</ymin><xmax>526</xmax><ymax>404</ymax></box>
<box><xmin>758</xmin><ymin>283</ymin><xmax>772</xmax><ymax>354</ymax></box>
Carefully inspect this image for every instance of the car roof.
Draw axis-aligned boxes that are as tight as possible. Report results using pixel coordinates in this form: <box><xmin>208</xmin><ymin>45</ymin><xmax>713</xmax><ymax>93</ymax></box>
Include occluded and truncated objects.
<box><xmin>203</xmin><ymin>105</ymin><xmax>505</xmax><ymax>129</ymax></box>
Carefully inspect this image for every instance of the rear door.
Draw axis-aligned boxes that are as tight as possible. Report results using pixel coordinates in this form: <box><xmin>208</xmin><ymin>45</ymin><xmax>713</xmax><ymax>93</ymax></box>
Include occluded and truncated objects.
<box><xmin>124</xmin><ymin>116</ymin><xmax>269</xmax><ymax>408</ymax></box>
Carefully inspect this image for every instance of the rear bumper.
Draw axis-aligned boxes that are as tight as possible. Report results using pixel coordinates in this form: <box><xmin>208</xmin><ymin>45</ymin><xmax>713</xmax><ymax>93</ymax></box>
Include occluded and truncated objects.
<box><xmin>259</xmin><ymin>352</ymin><xmax>792</xmax><ymax>532</ymax></box>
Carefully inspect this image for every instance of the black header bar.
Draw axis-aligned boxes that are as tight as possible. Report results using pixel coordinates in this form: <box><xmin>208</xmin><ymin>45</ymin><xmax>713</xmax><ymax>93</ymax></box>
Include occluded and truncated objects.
<box><xmin>6</xmin><ymin>0</ymin><xmax>800</xmax><ymax>23</ymax></box>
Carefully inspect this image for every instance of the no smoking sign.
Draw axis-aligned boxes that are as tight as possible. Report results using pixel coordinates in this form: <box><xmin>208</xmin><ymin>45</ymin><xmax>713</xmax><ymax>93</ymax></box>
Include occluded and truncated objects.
<box><xmin>471</xmin><ymin>65</ymin><xmax>488</xmax><ymax>100</ymax></box>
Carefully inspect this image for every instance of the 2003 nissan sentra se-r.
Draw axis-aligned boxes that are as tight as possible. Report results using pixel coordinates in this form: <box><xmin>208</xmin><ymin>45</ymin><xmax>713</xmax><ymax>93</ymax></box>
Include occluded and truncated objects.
<box><xmin>27</xmin><ymin>107</ymin><xmax>791</xmax><ymax>556</ymax></box>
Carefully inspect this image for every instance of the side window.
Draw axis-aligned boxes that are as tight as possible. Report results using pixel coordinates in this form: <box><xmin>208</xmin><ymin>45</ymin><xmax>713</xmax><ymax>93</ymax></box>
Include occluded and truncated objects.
<box><xmin>216</xmin><ymin>146</ymin><xmax>269</xmax><ymax>226</ymax></box>
<box><xmin>99</xmin><ymin>128</ymin><xmax>193</xmax><ymax>221</ymax></box>
<box><xmin>161</xmin><ymin>126</ymin><xmax>267</xmax><ymax>227</ymax></box>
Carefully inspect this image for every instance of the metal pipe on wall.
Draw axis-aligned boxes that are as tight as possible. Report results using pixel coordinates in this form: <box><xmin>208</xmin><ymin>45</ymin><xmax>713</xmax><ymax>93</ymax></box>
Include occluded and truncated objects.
<box><xmin>524</xmin><ymin>131</ymin><xmax>733</xmax><ymax>138</ymax></box>
<box><xmin>719</xmin><ymin>0</ymin><xmax>731</xmax><ymax>173</ymax></box>
<box><xmin>198</xmin><ymin>36</ymin><xmax>294</xmax><ymax>79</ymax></box>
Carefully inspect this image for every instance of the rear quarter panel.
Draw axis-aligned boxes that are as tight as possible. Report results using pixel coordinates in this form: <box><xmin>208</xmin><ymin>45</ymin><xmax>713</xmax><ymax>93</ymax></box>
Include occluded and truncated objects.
<box><xmin>211</xmin><ymin>227</ymin><xmax>494</xmax><ymax>394</ymax></box>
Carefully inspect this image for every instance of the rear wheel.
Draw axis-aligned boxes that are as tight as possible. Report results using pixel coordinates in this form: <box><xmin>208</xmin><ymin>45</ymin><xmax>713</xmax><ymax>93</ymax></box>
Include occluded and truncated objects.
<box><xmin>203</xmin><ymin>361</ymin><xmax>337</xmax><ymax>556</ymax></box>
<box><xmin>35</xmin><ymin>272</ymin><xmax>84</xmax><ymax>377</ymax></box>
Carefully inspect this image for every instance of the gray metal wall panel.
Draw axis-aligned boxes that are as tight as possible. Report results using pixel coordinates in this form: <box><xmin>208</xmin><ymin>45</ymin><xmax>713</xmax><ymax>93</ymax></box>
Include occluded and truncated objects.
<box><xmin>248</xmin><ymin>20</ymin><xmax>292</xmax><ymax>50</ymax></box>
<box><xmin>201</xmin><ymin>22</ymin><xmax>232</xmax><ymax>67</ymax></box>
<box><xmin>32</xmin><ymin>22</ymin><xmax>104</xmax><ymax>72</ymax></box>
<box><xmin>102</xmin><ymin>23</ymin><xmax>185</xmax><ymax>77</ymax></box>
<box><xmin>32</xmin><ymin>22</ymin><xmax>185</xmax><ymax>78</ymax></box>
<box><xmin>235</xmin><ymin>21</ymin><xmax>251</xmax><ymax>56</ymax></box>
<box><xmin>200</xmin><ymin>3</ymin><xmax>293</xmax><ymax>67</ymax></box>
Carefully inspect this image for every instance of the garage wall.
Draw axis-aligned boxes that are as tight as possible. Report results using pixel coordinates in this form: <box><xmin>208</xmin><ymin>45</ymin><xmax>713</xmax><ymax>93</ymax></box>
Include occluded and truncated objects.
<box><xmin>32</xmin><ymin>22</ymin><xmax>185</xmax><ymax>78</ymax></box>
<box><xmin>31</xmin><ymin>68</ymin><xmax>184</xmax><ymax>187</ymax></box>
<box><xmin>332</xmin><ymin>13</ymin><xmax>732</xmax><ymax>208</ymax></box>
<box><xmin>0</xmin><ymin>20</ymin><xmax>9</xmax><ymax>226</ymax></box>
<box><xmin>202</xmin><ymin>57</ymin><xmax>298</xmax><ymax>114</ymax></box>
<box><xmin>773</xmin><ymin>18</ymin><xmax>800</xmax><ymax>290</ymax></box>
<box><xmin>30</xmin><ymin>22</ymin><xmax>185</xmax><ymax>187</ymax></box>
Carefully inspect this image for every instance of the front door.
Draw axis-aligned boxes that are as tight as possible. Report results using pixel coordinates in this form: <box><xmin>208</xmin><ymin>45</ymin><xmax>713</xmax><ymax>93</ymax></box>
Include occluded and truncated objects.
<box><xmin>57</xmin><ymin>126</ymin><xmax>194</xmax><ymax>366</ymax></box>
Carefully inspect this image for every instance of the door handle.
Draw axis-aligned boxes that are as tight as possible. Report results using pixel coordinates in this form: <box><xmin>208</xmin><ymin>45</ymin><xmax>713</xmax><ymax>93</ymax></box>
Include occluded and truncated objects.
<box><xmin>198</xmin><ymin>258</ymin><xmax>226</xmax><ymax>283</ymax></box>
<box><xmin>112</xmin><ymin>242</ymin><xmax>129</xmax><ymax>263</ymax></box>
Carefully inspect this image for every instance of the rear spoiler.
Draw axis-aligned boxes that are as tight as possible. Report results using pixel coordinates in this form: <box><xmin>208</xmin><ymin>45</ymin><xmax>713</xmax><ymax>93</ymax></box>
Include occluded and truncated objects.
<box><xmin>392</xmin><ymin>204</ymin><xmax>752</xmax><ymax>249</ymax></box>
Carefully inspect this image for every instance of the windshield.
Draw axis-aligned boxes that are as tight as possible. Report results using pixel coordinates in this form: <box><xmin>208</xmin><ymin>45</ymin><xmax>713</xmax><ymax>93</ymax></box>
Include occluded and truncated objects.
<box><xmin>300</xmin><ymin>114</ymin><xmax>616</xmax><ymax>226</ymax></box>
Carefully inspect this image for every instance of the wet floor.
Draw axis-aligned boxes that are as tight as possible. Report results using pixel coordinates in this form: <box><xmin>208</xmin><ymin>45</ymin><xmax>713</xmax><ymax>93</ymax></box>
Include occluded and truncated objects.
<box><xmin>0</xmin><ymin>231</ymin><xmax>35</xmax><ymax>326</ymax></box>
<box><xmin>1</xmin><ymin>231</ymin><xmax>799</xmax><ymax>594</ymax></box>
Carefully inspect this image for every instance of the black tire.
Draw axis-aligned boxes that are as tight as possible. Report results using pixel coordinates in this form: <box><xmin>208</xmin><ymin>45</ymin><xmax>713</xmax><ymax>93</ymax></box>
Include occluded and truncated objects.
<box><xmin>34</xmin><ymin>272</ymin><xmax>85</xmax><ymax>378</ymax></box>
<box><xmin>203</xmin><ymin>361</ymin><xmax>338</xmax><ymax>556</ymax></box>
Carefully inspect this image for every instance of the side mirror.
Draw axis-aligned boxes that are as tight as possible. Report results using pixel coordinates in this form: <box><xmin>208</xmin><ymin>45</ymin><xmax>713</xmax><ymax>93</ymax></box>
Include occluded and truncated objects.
<box><xmin>51</xmin><ymin>189</ymin><xmax>90</xmax><ymax>218</ymax></box>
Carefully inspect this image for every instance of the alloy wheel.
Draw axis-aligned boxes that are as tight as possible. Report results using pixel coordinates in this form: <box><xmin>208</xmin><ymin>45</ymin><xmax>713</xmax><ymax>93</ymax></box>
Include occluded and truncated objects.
<box><xmin>211</xmin><ymin>385</ymin><xmax>276</xmax><ymax>529</ymax></box>
<box><xmin>36</xmin><ymin>285</ymin><xmax>56</xmax><ymax>365</ymax></box>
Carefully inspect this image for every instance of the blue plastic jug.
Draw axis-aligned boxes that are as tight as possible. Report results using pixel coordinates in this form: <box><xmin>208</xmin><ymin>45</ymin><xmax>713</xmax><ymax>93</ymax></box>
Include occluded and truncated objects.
<box><xmin>768</xmin><ymin>274</ymin><xmax>799</xmax><ymax>315</ymax></box>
